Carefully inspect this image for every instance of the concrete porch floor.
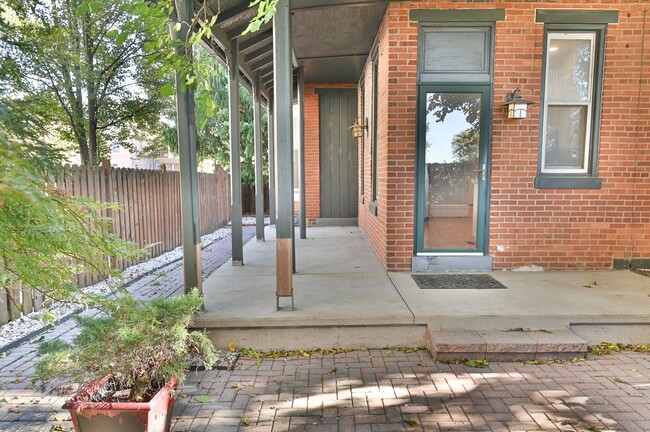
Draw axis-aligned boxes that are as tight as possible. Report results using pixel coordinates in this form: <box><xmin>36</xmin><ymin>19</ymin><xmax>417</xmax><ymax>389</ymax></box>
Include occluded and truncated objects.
<box><xmin>195</xmin><ymin>226</ymin><xmax>650</xmax><ymax>352</ymax></box>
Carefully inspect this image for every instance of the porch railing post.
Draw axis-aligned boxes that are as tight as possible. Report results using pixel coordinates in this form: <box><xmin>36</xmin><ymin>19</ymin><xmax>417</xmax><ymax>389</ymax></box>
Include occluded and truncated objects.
<box><xmin>170</xmin><ymin>0</ymin><xmax>201</xmax><ymax>294</ymax></box>
<box><xmin>274</xmin><ymin>0</ymin><xmax>294</xmax><ymax>308</ymax></box>
<box><xmin>253</xmin><ymin>72</ymin><xmax>265</xmax><ymax>241</ymax></box>
<box><xmin>227</xmin><ymin>39</ymin><xmax>244</xmax><ymax>266</ymax></box>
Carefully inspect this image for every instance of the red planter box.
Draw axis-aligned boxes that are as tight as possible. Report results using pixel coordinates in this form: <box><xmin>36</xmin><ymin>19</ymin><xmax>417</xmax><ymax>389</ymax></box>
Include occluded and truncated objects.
<box><xmin>62</xmin><ymin>376</ymin><xmax>178</xmax><ymax>432</ymax></box>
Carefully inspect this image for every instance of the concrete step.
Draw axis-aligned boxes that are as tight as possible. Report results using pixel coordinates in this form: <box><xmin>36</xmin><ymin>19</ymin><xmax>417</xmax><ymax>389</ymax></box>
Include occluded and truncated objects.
<box><xmin>427</xmin><ymin>327</ymin><xmax>589</xmax><ymax>362</ymax></box>
<box><xmin>569</xmin><ymin>322</ymin><xmax>650</xmax><ymax>345</ymax></box>
<box><xmin>200</xmin><ymin>324</ymin><xmax>428</xmax><ymax>351</ymax></box>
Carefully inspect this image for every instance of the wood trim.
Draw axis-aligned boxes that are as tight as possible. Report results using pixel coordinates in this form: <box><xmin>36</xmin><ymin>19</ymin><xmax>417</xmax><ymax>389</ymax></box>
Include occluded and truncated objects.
<box><xmin>276</xmin><ymin>238</ymin><xmax>293</xmax><ymax>296</ymax></box>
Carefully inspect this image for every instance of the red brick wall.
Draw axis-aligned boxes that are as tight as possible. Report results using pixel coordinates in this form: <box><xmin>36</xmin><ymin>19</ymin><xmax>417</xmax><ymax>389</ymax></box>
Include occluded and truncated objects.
<box><xmin>358</xmin><ymin>0</ymin><xmax>650</xmax><ymax>270</ymax></box>
<box><xmin>358</xmin><ymin>11</ymin><xmax>391</xmax><ymax>268</ymax></box>
<box><xmin>304</xmin><ymin>83</ymin><xmax>358</xmax><ymax>226</ymax></box>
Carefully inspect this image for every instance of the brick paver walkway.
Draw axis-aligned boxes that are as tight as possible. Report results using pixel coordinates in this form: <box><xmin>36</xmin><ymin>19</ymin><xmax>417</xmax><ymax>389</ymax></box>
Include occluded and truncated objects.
<box><xmin>0</xmin><ymin>226</ymin><xmax>649</xmax><ymax>431</ymax></box>
<box><xmin>170</xmin><ymin>350</ymin><xmax>650</xmax><ymax>432</ymax></box>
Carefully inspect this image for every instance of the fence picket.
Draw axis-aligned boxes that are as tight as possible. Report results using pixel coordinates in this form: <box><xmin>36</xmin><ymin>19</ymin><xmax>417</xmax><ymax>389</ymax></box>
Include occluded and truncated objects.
<box><xmin>2</xmin><ymin>164</ymin><xmax>231</xmax><ymax>326</ymax></box>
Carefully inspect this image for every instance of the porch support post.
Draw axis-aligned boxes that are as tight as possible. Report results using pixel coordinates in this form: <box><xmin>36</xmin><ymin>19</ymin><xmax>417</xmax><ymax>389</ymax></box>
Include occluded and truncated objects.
<box><xmin>273</xmin><ymin>0</ymin><xmax>294</xmax><ymax>308</ymax></box>
<box><xmin>227</xmin><ymin>39</ymin><xmax>244</xmax><ymax>265</ymax></box>
<box><xmin>253</xmin><ymin>72</ymin><xmax>265</xmax><ymax>241</ymax></box>
<box><xmin>268</xmin><ymin>101</ymin><xmax>276</xmax><ymax>225</ymax></box>
<box><xmin>171</xmin><ymin>0</ymin><xmax>201</xmax><ymax>294</ymax></box>
<box><xmin>298</xmin><ymin>66</ymin><xmax>306</xmax><ymax>239</ymax></box>
<box><xmin>268</xmin><ymin>100</ymin><xmax>276</xmax><ymax>225</ymax></box>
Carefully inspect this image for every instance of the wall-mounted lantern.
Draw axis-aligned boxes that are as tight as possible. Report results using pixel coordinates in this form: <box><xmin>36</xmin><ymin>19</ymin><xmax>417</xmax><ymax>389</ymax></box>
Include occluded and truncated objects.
<box><xmin>502</xmin><ymin>89</ymin><xmax>535</xmax><ymax>119</ymax></box>
<box><xmin>349</xmin><ymin>117</ymin><xmax>368</xmax><ymax>138</ymax></box>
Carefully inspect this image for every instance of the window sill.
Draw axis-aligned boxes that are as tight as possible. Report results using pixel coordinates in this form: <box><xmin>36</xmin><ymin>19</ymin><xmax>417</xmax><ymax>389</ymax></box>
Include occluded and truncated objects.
<box><xmin>534</xmin><ymin>175</ymin><xmax>602</xmax><ymax>189</ymax></box>
<box><xmin>369</xmin><ymin>201</ymin><xmax>378</xmax><ymax>216</ymax></box>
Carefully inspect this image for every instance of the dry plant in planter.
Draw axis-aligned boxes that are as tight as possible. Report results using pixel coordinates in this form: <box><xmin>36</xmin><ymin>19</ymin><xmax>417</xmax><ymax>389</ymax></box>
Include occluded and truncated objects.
<box><xmin>35</xmin><ymin>289</ymin><xmax>217</xmax><ymax>432</ymax></box>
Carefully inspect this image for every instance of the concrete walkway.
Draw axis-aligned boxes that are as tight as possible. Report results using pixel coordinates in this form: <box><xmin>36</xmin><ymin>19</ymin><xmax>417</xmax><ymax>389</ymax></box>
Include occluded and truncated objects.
<box><xmin>197</xmin><ymin>226</ymin><xmax>650</xmax><ymax>351</ymax></box>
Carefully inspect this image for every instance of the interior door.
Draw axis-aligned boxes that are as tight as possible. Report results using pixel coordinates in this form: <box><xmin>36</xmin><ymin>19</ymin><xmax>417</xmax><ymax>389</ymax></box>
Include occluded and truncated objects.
<box><xmin>319</xmin><ymin>90</ymin><xmax>358</xmax><ymax>220</ymax></box>
<box><xmin>417</xmin><ymin>86</ymin><xmax>490</xmax><ymax>253</ymax></box>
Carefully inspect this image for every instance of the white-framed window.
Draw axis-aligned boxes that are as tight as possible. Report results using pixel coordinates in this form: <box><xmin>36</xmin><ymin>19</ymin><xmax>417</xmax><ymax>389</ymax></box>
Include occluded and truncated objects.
<box><xmin>541</xmin><ymin>32</ymin><xmax>596</xmax><ymax>174</ymax></box>
<box><xmin>534</xmin><ymin>10</ymin><xmax>618</xmax><ymax>189</ymax></box>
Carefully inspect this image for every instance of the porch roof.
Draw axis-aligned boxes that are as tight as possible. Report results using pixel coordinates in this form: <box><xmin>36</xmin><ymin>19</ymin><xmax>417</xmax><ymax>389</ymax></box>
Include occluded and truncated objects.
<box><xmin>195</xmin><ymin>0</ymin><xmax>389</xmax><ymax>97</ymax></box>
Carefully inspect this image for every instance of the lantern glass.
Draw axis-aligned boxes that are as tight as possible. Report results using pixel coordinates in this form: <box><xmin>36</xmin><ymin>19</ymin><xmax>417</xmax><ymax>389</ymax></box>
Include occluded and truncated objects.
<box><xmin>508</xmin><ymin>102</ymin><xmax>528</xmax><ymax>119</ymax></box>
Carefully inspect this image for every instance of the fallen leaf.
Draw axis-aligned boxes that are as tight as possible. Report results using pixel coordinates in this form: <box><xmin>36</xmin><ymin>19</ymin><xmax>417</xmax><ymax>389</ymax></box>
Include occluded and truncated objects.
<box><xmin>10</xmin><ymin>407</ymin><xmax>20</xmax><ymax>413</ymax></box>
<box><xmin>385</xmin><ymin>350</ymin><xmax>393</xmax><ymax>356</ymax></box>
<box><xmin>2</xmin><ymin>396</ymin><xmax>11</xmax><ymax>403</ymax></box>
<box><xmin>228</xmin><ymin>341</ymin><xmax>238</xmax><ymax>352</ymax></box>
<box><xmin>230</xmin><ymin>384</ymin><xmax>240</xmax><ymax>389</ymax></box>
<box><xmin>249</xmin><ymin>393</ymin><xmax>257</xmax><ymax>398</ymax></box>
<box><xmin>329</xmin><ymin>367</ymin><xmax>337</xmax><ymax>374</ymax></box>
<box><xmin>417</xmin><ymin>361</ymin><xmax>427</xmax><ymax>367</ymax></box>
<box><xmin>539</xmin><ymin>329</ymin><xmax>553</xmax><ymax>334</ymax></box>
<box><xmin>180</xmin><ymin>393</ymin><xmax>188</xmax><ymax>398</ymax></box>
<box><xmin>195</xmin><ymin>395</ymin><xmax>212</xmax><ymax>403</ymax></box>
<box><xmin>591</xmin><ymin>280</ymin><xmax>598</xmax><ymax>285</ymax></box>
<box><xmin>242</xmin><ymin>418</ymin><xmax>250</xmax><ymax>426</ymax></box>
<box><xmin>613</xmin><ymin>377</ymin><xmax>629</xmax><ymax>385</ymax></box>
<box><xmin>583</xmin><ymin>284</ymin><xmax>592</xmax><ymax>288</ymax></box>
<box><xmin>465</xmin><ymin>359</ymin><xmax>489</xmax><ymax>368</ymax></box>
<box><xmin>403</xmin><ymin>419</ymin><xmax>419</xmax><ymax>427</ymax></box>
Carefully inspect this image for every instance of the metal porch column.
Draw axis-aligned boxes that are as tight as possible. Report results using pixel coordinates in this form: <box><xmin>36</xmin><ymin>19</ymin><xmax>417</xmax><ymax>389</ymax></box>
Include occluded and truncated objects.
<box><xmin>253</xmin><ymin>73</ymin><xmax>265</xmax><ymax>241</ymax></box>
<box><xmin>268</xmin><ymin>101</ymin><xmax>276</xmax><ymax>225</ymax></box>
<box><xmin>274</xmin><ymin>0</ymin><xmax>294</xmax><ymax>308</ymax></box>
<box><xmin>171</xmin><ymin>0</ymin><xmax>201</xmax><ymax>294</ymax></box>
<box><xmin>298</xmin><ymin>66</ymin><xmax>306</xmax><ymax>240</ymax></box>
<box><xmin>227</xmin><ymin>39</ymin><xmax>243</xmax><ymax>265</ymax></box>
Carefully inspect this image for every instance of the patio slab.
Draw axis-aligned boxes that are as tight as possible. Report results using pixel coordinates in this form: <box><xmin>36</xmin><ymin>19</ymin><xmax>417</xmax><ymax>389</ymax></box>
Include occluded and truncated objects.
<box><xmin>196</xmin><ymin>226</ymin><xmax>650</xmax><ymax>350</ymax></box>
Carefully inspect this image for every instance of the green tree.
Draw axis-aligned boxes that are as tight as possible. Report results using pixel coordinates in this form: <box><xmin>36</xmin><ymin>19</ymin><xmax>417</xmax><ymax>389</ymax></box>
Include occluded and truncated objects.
<box><xmin>451</xmin><ymin>126</ymin><xmax>479</xmax><ymax>162</ymax></box>
<box><xmin>0</xmin><ymin>105</ymin><xmax>142</xmax><ymax>310</ymax></box>
<box><xmin>0</xmin><ymin>0</ymin><xmax>170</xmax><ymax>165</ymax></box>
<box><xmin>148</xmin><ymin>48</ymin><xmax>268</xmax><ymax>186</ymax></box>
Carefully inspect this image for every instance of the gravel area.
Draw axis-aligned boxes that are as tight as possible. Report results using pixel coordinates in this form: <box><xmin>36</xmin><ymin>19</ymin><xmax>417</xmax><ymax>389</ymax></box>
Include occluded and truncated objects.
<box><xmin>0</xmin><ymin>224</ymin><xmax>242</xmax><ymax>351</ymax></box>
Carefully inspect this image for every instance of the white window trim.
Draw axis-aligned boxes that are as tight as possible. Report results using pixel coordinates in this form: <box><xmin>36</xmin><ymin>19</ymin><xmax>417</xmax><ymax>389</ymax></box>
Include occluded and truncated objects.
<box><xmin>541</xmin><ymin>32</ymin><xmax>596</xmax><ymax>174</ymax></box>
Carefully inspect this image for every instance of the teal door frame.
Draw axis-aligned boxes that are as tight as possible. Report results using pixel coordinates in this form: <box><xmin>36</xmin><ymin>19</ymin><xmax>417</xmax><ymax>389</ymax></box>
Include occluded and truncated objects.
<box><xmin>415</xmin><ymin>84</ymin><xmax>492</xmax><ymax>254</ymax></box>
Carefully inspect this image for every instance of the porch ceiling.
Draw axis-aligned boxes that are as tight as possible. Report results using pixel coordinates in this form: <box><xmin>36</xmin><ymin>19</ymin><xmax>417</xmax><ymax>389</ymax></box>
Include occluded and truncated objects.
<box><xmin>195</xmin><ymin>0</ymin><xmax>389</xmax><ymax>97</ymax></box>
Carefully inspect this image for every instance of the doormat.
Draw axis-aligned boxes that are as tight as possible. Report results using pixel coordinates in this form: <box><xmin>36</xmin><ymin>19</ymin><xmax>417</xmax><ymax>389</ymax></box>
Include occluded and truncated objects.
<box><xmin>412</xmin><ymin>274</ymin><xmax>507</xmax><ymax>290</ymax></box>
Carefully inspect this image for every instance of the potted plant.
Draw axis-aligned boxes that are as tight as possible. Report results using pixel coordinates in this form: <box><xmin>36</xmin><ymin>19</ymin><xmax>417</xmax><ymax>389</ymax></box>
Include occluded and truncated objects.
<box><xmin>35</xmin><ymin>289</ymin><xmax>217</xmax><ymax>432</ymax></box>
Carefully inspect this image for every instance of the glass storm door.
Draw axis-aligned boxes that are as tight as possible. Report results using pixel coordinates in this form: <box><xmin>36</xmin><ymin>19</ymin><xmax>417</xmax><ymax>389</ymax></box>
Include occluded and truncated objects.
<box><xmin>417</xmin><ymin>87</ymin><xmax>490</xmax><ymax>253</ymax></box>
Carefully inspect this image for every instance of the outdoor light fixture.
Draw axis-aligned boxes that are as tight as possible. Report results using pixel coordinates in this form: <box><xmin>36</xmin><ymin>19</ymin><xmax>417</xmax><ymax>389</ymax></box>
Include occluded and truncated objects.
<box><xmin>502</xmin><ymin>88</ymin><xmax>535</xmax><ymax>119</ymax></box>
<box><xmin>349</xmin><ymin>117</ymin><xmax>368</xmax><ymax>138</ymax></box>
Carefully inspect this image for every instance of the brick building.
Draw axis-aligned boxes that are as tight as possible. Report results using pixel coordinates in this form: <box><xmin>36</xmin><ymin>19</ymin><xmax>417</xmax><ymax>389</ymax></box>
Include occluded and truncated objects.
<box><xmin>177</xmin><ymin>0</ymin><xmax>649</xmax><ymax>297</ymax></box>
<box><xmin>300</xmin><ymin>1</ymin><xmax>649</xmax><ymax>272</ymax></box>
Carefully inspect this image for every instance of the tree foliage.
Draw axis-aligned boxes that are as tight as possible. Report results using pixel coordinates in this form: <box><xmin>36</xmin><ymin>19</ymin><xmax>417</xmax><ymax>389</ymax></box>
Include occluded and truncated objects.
<box><xmin>0</xmin><ymin>0</ymin><xmax>172</xmax><ymax>165</ymax></box>
<box><xmin>147</xmin><ymin>48</ymin><xmax>268</xmax><ymax>186</ymax></box>
<box><xmin>0</xmin><ymin>108</ymin><xmax>142</xmax><ymax>310</ymax></box>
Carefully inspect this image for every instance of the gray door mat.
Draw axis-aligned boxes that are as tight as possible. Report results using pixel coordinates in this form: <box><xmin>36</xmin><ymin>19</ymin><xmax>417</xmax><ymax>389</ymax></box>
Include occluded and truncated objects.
<box><xmin>412</xmin><ymin>274</ymin><xmax>507</xmax><ymax>290</ymax></box>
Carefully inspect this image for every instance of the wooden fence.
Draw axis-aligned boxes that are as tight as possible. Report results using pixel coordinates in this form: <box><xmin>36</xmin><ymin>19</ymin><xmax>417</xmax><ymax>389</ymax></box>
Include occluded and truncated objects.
<box><xmin>242</xmin><ymin>183</ymin><xmax>270</xmax><ymax>215</ymax></box>
<box><xmin>0</xmin><ymin>164</ymin><xmax>231</xmax><ymax>325</ymax></box>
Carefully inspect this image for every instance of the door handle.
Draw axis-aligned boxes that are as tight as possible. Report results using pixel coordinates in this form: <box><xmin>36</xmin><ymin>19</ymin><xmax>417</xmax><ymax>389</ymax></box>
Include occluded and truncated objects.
<box><xmin>477</xmin><ymin>164</ymin><xmax>486</xmax><ymax>182</ymax></box>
